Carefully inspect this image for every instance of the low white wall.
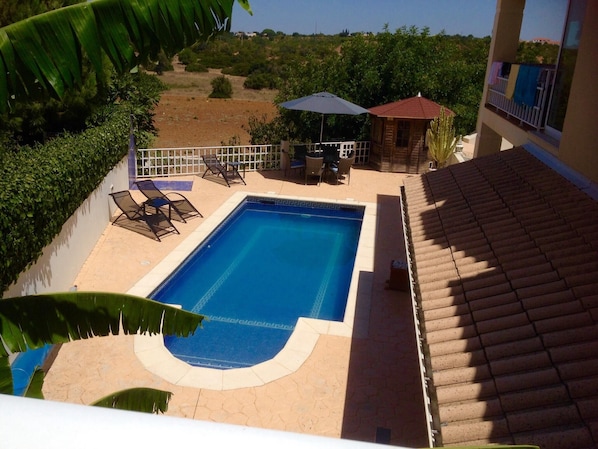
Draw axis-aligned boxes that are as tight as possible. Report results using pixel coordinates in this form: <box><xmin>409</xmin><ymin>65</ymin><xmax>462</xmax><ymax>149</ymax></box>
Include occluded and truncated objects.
<box><xmin>3</xmin><ymin>157</ymin><xmax>129</xmax><ymax>298</ymax></box>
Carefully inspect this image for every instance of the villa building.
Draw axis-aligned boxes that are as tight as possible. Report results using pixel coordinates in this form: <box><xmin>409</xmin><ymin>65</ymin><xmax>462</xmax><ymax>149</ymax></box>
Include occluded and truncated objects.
<box><xmin>401</xmin><ymin>0</ymin><xmax>598</xmax><ymax>447</ymax></box>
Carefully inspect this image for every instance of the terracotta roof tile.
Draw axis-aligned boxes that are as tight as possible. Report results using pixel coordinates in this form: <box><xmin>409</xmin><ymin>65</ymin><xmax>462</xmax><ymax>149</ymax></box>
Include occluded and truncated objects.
<box><xmin>489</xmin><ymin>351</ymin><xmax>552</xmax><ymax>376</ymax></box>
<box><xmin>426</xmin><ymin>325</ymin><xmax>478</xmax><ymax>344</ymax></box>
<box><xmin>484</xmin><ymin>337</ymin><xmax>544</xmax><ymax>360</ymax></box>
<box><xmin>433</xmin><ymin>365</ymin><xmax>492</xmax><ymax>387</ymax></box>
<box><xmin>510</xmin><ymin>270</ymin><xmax>561</xmax><ymax>290</ymax></box>
<box><xmin>440</xmin><ymin>418</ymin><xmax>510</xmax><ymax>445</ymax></box>
<box><xmin>368</xmin><ymin>95</ymin><xmax>452</xmax><ymax>119</ymax></box>
<box><xmin>493</xmin><ymin>367</ymin><xmax>561</xmax><ymax>393</ymax></box>
<box><xmin>542</xmin><ymin>326</ymin><xmax>598</xmax><ymax>349</ymax></box>
<box><xmin>512</xmin><ymin>425</ymin><xmax>595</xmax><ymax>449</ymax></box>
<box><xmin>467</xmin><ymin>291</ymin><xmax>519</xmax><ymax>312</ymax></box>
<box><xmin>533</xmin><ymin>311</ymin><xmax>593</xmax><ymax>334</ymax></box>
<box><xmin>465</xmin><ymin>282</ymin><xmax>513</xmax><ymax>301</ymax></box>
<box><xmin>565</xmin><ymin>376</ymin><xmax>598</xmax><ymax>399</ymax></box>
<box><xmin>430</xmin><ymin>350</ymin><xmax>488</xmax><ymax>371</ymax></box>
<box><xmin>402</xmin><ymin>147</ymin><xmax>598</xmax><ymax>447</ymax></box>
<box><xmin>479</xmin><ymin>323</ymin><xmax>536</xmax><ymax>347</ymax></box>
<box><xmin>428</xmin><ymin>336</ymin><xmax>482</xmax><ymax>357</ymax></box>
<box><xmin>425</xmin><ymin>314</ymin><xmax>473</xmax><ymax>332</ymax></box>
<box><xmin>471</xmin><ymin>301</ymin><xmax>523</xmax><ymax>322</ymax></box>
<box><xmin>424</xmin><ymin>303</ymin><xmax>470</xmax><ymax>321</ymax></box>
<box><xmin>549</xmin><ymin>340</ymin><xmax>598</xmax><ymax>363</ymax></box>
<box><xmin>499</xmin><ymin>384</ymin><xmax>570</xmax><ymax>412</ymax></box>
<box><xmin>557</xmin><ymin>358</ymin><xmax>598</xmax><ymax>380</ymax></box>
<box><xmin>526</xmin><ymin>299</ymin><xmax>584</xmax><ymax>321</ymax></box>
<box><xmin>439</xmin><ymin>398</ymin><xmax>503</xmax><ymax>423</ymax></box>
<box><xmin>436</xmin><ymin>378</ymin><xmax>497</xmax><ymax>404</ymax></box>
<box><xmin>505</xmin><ymin>404</ymin><xmax>582</xmax><ymax>433</ymax></box>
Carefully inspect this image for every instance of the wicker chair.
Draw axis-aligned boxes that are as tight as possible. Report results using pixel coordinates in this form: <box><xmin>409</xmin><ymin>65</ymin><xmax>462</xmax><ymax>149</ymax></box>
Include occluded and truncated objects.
<box><xmin>304</xmin><ymin>156</ymin><xmax>324</xmax><ymax>185</ymax></box>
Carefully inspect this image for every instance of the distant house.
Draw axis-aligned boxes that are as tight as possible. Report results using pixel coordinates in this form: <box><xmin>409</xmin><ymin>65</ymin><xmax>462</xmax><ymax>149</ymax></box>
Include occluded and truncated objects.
<box><xmin>234</xmin><ymin>31</ymin><xmax>257</xmax><ymax>39</ymax></box>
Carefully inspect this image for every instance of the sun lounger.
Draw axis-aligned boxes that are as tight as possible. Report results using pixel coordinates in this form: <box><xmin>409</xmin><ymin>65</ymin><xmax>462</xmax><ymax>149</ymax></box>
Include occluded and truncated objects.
<box><xmin>109</xmin><ymin>190</ymin><xmax>179</xmax><ymax>241</ymax></box>
<box><xmin>135</xmin><ymin>179</ymin><xmax>202</xmax><ymax>223</ymax></box>
<box><xmin>201</xmin><ymin>154</ymin><xmax>246</xmax><ymax>187</ymax></box>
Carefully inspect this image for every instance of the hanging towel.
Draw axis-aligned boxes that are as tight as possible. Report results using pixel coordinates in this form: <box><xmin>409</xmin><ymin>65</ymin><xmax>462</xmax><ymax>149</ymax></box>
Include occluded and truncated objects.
<box><xmin>505</xmin><ymin>64</ymin><xmax>520</xmax><ymax>99</ymax></box>
<box><xmin>487</xmin><ymin>61</ymin><xmax>502</xmax><ymax>85</ymax></box>
<box><xmin>514</xmin><ymin>65</ymin><xmax>542</xmax><ymax>107</ymax></box>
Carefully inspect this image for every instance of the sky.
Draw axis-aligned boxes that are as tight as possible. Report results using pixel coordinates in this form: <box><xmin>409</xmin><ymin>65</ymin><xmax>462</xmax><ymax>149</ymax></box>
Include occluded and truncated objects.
<box><xmin>231</xmin><ymin>0</ymin><xmax>568</xmax><ymax>42</ymax></box>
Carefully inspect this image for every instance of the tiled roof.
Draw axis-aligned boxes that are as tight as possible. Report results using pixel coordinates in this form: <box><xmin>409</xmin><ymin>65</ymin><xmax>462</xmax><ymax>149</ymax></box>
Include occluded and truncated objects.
<box><xmin>368</xmin><ymin>95</ymin><xmax>453</xmax><ymax>119</ymax></box>
<box><xmin>401</xmin><ymin>147</ymin><xmax>598</xmax><ymax>448</ymax></box>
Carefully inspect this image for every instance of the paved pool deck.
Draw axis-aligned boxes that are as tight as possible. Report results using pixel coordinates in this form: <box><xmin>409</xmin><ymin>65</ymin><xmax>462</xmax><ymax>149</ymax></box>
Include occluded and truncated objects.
<box><xmin>42</xmin><ymin>166</ymin><xmax>430</xmax><ymax>448</ymax></box>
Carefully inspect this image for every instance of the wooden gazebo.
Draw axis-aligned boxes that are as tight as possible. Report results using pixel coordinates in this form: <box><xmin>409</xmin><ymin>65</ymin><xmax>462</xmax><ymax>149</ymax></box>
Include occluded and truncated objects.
<box><xmin>368</xmin><ymin>94</ymin><xmax>453</xmax><ymax>173</ymax></box>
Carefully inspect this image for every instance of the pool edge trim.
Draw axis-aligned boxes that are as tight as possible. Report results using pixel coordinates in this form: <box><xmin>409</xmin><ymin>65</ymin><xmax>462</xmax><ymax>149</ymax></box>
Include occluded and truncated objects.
<box><xmin>131</xmin><ymin>191</ymin><xmax>376</xmax><ymax>391</ymax></box>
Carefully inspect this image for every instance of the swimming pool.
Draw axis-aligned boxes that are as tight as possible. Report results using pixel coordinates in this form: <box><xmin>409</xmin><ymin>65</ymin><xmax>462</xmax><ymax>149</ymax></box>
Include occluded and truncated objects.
<box><xmin>132</xmin><ymin>192</ymin><xmax>376</xmax><ymax>390</ymax></box>
<box><xmin>150</xmin><ymin>198</ymin><xmax>363</xmax><ymax>369</ymax></box>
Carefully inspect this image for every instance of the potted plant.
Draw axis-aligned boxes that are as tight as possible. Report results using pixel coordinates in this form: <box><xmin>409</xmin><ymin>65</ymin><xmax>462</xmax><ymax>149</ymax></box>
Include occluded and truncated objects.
<box><xmin>426</xmin><ymin>107</ymin><xmax>456</xmax><ymax>169</ymax></box>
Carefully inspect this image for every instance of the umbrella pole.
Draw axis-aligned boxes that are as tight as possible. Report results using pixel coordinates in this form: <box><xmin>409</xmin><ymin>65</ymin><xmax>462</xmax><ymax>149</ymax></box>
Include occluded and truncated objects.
<box><xmin>319</xmin><ymin>114</ymin><xmax>324</xmax><ymax>144</ymax></box>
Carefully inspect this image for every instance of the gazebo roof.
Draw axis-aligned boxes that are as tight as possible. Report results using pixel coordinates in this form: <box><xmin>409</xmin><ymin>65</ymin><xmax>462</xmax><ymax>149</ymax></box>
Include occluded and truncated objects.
<box><xmin>369</xmin><ymin>93</ymin><xmax>453</xmax><ymax>119</ymax></box>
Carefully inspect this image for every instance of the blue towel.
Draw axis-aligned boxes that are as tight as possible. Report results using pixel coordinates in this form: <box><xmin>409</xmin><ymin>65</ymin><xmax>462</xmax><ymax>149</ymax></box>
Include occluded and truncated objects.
<box><xmin>513</xmin><ymin>65</ymin><xmax>541</xmax><ymax>107</ymax></box>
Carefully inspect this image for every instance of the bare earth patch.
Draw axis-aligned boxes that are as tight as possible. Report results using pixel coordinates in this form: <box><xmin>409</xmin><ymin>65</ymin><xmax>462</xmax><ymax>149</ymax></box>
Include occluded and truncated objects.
<box><xmin>152</xmin><ymin>63</ymin><xmax>279</xmax><ymax>147</ymax></box>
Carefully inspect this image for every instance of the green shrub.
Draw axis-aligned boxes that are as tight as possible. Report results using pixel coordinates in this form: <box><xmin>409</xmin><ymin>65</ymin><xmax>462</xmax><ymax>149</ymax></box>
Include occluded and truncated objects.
<box><xmin>177</xmin><ymin>48</ymin><xmax>198</xmax><ymax>65</ymax></box>
<box><xmin>185</xmin><ymin>62</ymin><xmax>208</xmax><ymax>73</ymax></box>
<box><xmin>0</xmin><ymin>106</ymin><xmax>132</xmax><ymax>294</ymax></box>
<box><xmin>208</xmin><ymin>75</ymin><xmax>233</xmax><ymax>98</ymax></box>
<box><xmin>244</xmin><ymin>72</ymin><xmax>277</xmax><ymax>90</ymax></box>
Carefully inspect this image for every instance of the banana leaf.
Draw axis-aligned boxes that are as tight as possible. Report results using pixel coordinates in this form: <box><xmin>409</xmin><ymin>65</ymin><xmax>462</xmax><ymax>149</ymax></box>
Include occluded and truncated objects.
<box><xmin>22</xmin><ymin>368</ymin><xmax>45</xmax><ymax>400</ymax></box>
<box><xmin>0</xmin><ymin>0</ymin><xmax>252</xmax><ymax>111</ymax></box>
<box><xmin>0</xmin><ymin>291</ymin><xmax>204</xmax><ymax>395</ymax></box>
<box><xmin>0</xmin><ymin>291</ymin><xmax>203</xmax><ymax>358</ymax></box>
<box><xmin>91</xmin><ymin>387</ymin><xmax>172</xmax><ymax>414</ymax></box>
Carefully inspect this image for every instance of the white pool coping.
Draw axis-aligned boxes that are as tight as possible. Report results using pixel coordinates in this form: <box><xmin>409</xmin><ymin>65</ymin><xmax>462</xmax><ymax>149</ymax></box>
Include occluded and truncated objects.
<box><xmin>131</xmin><ymin>192</ymin><xmax>376</xmax><ymax>390</ymax></box>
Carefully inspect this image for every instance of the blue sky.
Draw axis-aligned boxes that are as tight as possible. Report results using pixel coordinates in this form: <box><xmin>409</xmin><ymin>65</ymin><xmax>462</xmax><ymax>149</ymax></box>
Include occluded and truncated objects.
<box><xmin>231</xmin><ymin>0</ymin><xmax>567</xmax><ymax>41</ymax></box>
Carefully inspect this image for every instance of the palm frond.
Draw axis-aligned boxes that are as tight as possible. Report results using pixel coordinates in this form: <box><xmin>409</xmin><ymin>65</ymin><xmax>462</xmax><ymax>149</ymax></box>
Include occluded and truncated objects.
<box><xmin>0</xmin><ymin>0</ymin><xmax>250</xmax><ymax>111</ymax></box>
<box><xmin>91</xmin><ymin>387</ymin><xmax>172</xmax><ymax>413</ymax></box>
<box><xmin>0</xmin><ymin>292</ymin><xmax>204</xmax><ymax>358</ymax></box>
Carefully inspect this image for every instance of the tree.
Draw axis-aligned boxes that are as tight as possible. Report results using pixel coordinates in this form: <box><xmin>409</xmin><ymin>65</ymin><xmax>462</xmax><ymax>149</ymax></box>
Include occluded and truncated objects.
<box><xmin>0</xmin><ymin>0</ymin><xmax>252</xmax><ymax>112</ymax></box>
<box><xmin>1</xmin><ymin>292</ymin><xmax>204</xmax><ymax>412</ymax></box>
<box><xmin>426</xmin><ymin>107</ymin><xmax>456</xmax><ymax>169</ymax></box>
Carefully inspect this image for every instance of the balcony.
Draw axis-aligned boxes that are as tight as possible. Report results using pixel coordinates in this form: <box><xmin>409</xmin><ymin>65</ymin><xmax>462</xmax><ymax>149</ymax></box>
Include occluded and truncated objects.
<box><xmin>485</xmin><ymin>62</ymin><xmax>556</xmax><ymax>130</ymax></box>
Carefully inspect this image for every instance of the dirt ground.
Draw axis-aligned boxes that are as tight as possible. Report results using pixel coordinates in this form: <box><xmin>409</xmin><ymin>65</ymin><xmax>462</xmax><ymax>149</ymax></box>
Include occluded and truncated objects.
<box><xmin>152</xmin><ymin>61</ymin><xmax>279</xmax><ymax>147</ymax></box>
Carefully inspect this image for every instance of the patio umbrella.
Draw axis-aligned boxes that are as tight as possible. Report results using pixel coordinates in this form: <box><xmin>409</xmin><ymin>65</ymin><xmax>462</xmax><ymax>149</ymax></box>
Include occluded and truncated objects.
<box><xmin>279</xmin><ymin>91</ymin><xmax>369</xmax><ymax>143</ymax></box>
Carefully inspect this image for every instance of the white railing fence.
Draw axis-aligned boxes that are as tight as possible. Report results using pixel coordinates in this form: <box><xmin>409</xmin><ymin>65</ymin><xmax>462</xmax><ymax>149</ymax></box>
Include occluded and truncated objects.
<box><xmin>137</xmin><ymin>141</ymin><xmax>370</xmax><ymax>178</ymax></box>
<box><xmin>486</xmin><ymin>63</ymin><xmax>555</xmax><ymax>130</ymax></box>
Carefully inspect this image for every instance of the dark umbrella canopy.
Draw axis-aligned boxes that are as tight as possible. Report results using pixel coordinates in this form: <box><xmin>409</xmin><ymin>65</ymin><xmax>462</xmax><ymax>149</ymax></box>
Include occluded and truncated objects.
<box><xmin>279</xmin><ymin>91</ymin><xmax>369</xmax><ymax>142</ymax></box>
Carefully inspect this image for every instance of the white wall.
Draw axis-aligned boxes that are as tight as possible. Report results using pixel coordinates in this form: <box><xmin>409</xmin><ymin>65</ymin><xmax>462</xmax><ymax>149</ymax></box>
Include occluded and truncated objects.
<box><xmin>3</xmin><ymin>157</ymin><xmax>129</xmax><ymax>298</ymax></box>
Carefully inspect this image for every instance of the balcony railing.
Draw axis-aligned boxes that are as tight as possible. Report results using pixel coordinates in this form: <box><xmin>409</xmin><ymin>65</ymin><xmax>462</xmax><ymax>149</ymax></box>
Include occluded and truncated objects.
<box><xmin>136</xmin><ymin>141</ymin><xmax>370</xmax><ymax>178</ymax></box>
<box><xmin>486</xmin><ymin>63</ymin><xmax>556</xmax><ymax>130</ymax></box>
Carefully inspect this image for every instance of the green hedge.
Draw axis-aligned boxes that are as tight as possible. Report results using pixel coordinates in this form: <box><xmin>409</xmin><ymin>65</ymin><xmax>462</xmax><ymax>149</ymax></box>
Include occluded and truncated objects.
<box><xmin>0</xmin><ymin>106</ymin><xmax>131</xmax><ymax>294</ymax></box>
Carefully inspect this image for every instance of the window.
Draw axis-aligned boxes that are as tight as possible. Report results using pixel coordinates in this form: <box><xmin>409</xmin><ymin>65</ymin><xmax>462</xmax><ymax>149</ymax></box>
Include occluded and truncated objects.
<box><xmin>546</xmin><ymin>0</ymin><xmax>587</xmax><ymax>137</ymax></box>
<box><xmin>396</xmin><ymin>120</ymin><xmax>410</xmax><ymax>147</ymax></box>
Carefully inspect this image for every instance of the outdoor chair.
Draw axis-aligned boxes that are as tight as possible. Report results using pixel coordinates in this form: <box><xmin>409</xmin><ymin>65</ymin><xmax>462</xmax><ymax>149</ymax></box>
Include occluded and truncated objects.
<box><xmin>109</xmin><ymin>190</ymin><xmax>179</xmax><ymax>242</ymax></box>
<box><xmin>202</xmin><ymin>154</ymin><xmax>246</xmax><ymax>187</ymax></box>
<box><xmin>329</xmin><ymin>153</ymin><xmax>355</xmax><ymax>185</ymax></box>
<box><xmin>293</xmin><ymin>144</ymin><xmax>308</xmax><ymax>161</ymax></box>
<box><xmin>304</xmin><ymin>156</ymin><xmax>324</xmax><ymax>185</ymax></box>
<box><xmin>281</xmin><ymin>149</ymin><xmax>305</xmax><ymax>177</ymax></box>
<box><xmin>135</xmin><ymin>179</ymin><xmax>202</xmax><ymax>223</ymax></box>
<box><xmin>321</xmin><ymin>144</ymin><xmax>340</xmax><ymax>164</ymax></box>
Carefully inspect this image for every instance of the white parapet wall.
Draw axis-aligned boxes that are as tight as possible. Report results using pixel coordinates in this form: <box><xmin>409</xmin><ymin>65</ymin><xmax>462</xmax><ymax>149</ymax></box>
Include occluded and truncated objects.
<box><xmin>3</xmin><ymin>157</ymin><xmax>130</xmax><ymax>298</ymax></box>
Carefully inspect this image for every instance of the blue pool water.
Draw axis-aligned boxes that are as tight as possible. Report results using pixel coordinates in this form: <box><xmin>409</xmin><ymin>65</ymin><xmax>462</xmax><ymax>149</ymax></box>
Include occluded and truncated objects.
<box><xmin>151</xmin><ymin>197</ymin><xmax>364</xmax><ymax>369</ymax></box>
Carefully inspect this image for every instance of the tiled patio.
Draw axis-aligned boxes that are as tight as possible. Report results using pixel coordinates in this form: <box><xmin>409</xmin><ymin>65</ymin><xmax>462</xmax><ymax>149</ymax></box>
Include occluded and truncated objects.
<box><xmin>42</xmin><ymin>166</ymin><xmax>430</xmax><ymax>448</ymax></box>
